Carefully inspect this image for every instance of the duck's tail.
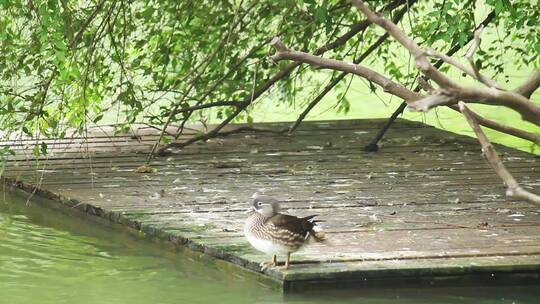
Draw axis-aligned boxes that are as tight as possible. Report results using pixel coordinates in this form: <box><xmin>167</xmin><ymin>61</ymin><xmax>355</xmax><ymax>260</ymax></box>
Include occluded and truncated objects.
<box><xmin>311</xmin><ymin>225</ymin><xmax>327</xmax><ymax>242</ymax></box>
<box><xmin>304</xmin><ymin>215</ymin><xmax>327</xmax><ymax>242</ymax></box>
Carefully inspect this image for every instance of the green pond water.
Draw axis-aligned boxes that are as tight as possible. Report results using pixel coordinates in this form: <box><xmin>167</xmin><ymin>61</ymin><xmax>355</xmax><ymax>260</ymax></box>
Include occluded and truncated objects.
<box><xmin>1</xmin><ymin>189</ymin><xmax>539</xmax><ymax>304</ymax></box>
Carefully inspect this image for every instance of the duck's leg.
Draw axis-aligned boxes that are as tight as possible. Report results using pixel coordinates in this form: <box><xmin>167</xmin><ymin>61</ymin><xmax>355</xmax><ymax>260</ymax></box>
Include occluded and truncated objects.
<box><xmin>276</xmin><ymin>252</ymin><xmax>291</xmax><ymax>270</ymax></box>
<box><xmin>284</xmin><ymin>252</ymin><xmax>291</xmax><ymax>269</ymax></box>
<box><xmin>260</xmin><ymin>254</ymin><xmax>278</xmax><ymax>271</ymax></box>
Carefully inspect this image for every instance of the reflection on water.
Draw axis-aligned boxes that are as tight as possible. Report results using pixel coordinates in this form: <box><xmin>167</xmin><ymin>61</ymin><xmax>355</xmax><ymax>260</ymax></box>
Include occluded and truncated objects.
<box><xmin>0</xmin><ymin>190</ymin><xmax>539</xmax><ymax>304</ymax></box>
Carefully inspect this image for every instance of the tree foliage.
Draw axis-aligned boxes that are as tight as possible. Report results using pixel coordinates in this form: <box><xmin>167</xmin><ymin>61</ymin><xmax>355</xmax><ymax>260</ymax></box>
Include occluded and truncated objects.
<box><xmin>0</xmin><ymin>0</ymin><xmax>538</xmax><ymax>158</ymax></box>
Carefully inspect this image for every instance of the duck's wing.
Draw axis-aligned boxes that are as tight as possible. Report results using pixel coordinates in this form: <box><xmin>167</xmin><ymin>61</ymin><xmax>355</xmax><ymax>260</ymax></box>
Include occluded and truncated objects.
<box><xmin>267</xmin><ymin>213</ymin><xmax>318</xmax><ymax>239</ymax></box>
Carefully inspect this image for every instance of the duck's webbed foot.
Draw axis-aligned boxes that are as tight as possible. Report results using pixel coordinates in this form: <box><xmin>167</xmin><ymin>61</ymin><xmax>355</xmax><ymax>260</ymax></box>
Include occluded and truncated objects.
<box><xmin>259</xmin><ymin>254</ymin><xmax>278</xmax><ymax>271</ymax></box>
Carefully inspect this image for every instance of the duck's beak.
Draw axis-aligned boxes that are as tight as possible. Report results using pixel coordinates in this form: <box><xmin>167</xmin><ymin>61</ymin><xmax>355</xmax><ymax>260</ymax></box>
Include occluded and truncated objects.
<box><xmin>244</xmin><ymin>206</ymin><xmax>256</xmax><ymax>214</ymax></box>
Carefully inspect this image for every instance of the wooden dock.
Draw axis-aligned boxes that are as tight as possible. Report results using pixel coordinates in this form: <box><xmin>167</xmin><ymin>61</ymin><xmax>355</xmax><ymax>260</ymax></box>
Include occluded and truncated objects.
<box><xmin>2</xmin><ymin>119</ymin><xmax>540</xmax><ymax>292</ymax></box>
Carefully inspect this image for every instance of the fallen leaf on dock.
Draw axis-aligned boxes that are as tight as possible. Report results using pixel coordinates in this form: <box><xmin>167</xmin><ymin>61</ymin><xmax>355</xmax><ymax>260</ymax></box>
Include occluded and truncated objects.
<box><xmin>136</xmin><ymin>165</ymin><xmax>157</xmax><ymax>173</ymax></box>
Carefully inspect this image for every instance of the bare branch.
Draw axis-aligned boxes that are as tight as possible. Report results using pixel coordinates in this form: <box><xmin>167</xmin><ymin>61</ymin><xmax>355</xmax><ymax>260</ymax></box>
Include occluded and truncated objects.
<box><xmin>463</xmin><ymin>26</ymin><xmax>499</xmax><ymax>88</ymax></box>
<box><xmin>426</xmin><ymin>47</ymin><xmax>499</xmax><ymax>88</ymax></box>
<box><xmin>458</xmin><ymin>102</ymin><xmax>540</xmax><ymax>206</ymax></box>
<box><xmin>407</xmin><ymin>92</ymin><xmax>457</xmax><ymax>112</ymax></box>
<box><xmin>364</xmin><ymin>10</ymin><xmax>497</xmax><ymax>151</ymax></box>
<box><xmin>514</xmin><ymin>68</ymin><xmax>540</xmax><ymax>98</ymax></box>
<box><xmin>417</xmin><ymin>77</ymin><xmax>435</xmax><ymax>93</ymax></box>
<box><xmin>409</xmin><ymin>88</ymin><xmax>540</xmax><ymax>146</ymax></box>
<box><xmin>216</xmin><ymin>126</ymin><xmax>285</xmax><ymax>137</ymax></box>
<box><xmin>288</xmin><ymin>32</ymin><xmax>392</xmax><ymax>133</ymax></box>
<box><xmin>169</xmin><ymin>101</ymin><xmax>248</xmax><ymax>116</ymax></box>
<box><xmin>410</xmin><ymin>91</ymin><xmax>540</xmax><ymax>146</ymax></box>
<box><xmin>446</xmin><ymin>86</ymin><xmax>540</xmax><ymax>125</ymax></box>
<box><xmin>448</xmin><ymin>105</ymin><xmax>540</xmax><ymax>147</ymax></box>
<box><xmin>156</xmin><ymin>105</ymin><xmax>244</xmax><ymax>155</ymax></box>
<box><xmin>465</xmin><ymin>25</ymin><xmax>483</xmax><ymax>60</ymax></box>
<box><xmin>409</xmin><ymin>85</ymin><xmax>540</xmax><ymax>125</ymax></box>
<box><xmin>270</xmin><ymin>37</ymin><xmax>421</xmax><ymax>102</ymax></box>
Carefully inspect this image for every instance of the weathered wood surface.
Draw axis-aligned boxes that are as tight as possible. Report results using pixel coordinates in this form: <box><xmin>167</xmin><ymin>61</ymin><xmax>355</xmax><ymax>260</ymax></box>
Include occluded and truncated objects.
<box><xmin>2</xmin><ymin>118</ymin><xmax>540</xmax><ymax>291</ymax></box>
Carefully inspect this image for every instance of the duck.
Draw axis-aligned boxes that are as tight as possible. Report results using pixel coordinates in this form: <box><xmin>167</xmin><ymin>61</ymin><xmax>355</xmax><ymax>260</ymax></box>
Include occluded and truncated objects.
<box><xmin>244</xmin><ymin>192</ymin><xmax>325</xmax><ymax>270</ymax></box>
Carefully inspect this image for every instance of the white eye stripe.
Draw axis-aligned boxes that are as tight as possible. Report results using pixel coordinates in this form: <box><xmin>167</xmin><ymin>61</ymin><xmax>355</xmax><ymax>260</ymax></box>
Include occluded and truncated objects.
<box><xmin>257</xmin><ymin>202</ymin><xmax>263</xmax><ymax>206</ymax></box>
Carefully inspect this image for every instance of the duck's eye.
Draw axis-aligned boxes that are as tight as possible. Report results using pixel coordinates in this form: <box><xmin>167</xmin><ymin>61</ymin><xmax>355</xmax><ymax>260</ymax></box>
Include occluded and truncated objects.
<box><xmin>257</xmin><ymin>202</ymin><xmax>263</xmax><ymax>206</ymax></box>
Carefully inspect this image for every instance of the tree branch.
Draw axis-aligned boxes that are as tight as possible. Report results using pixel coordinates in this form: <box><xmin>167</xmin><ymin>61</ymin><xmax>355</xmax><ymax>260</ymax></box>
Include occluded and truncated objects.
<box><xmin>408</xmin><ymin>85</ymin><xmax>540</xmax><ymax>126</ymax></box>
<box><xmin>458</xmin><ymin>102</ymin><xmax>540</xmax><ymax>206</ymax></box>
<box><xmin>69</xmin><ymin>0</ymin><xmax>108</xmax><ymax>49</ymax></box>
<box><xmin>407</xmin><ymin>91</ymin><xmax>457</xmax><ymax>111</ymax></box>
<box><xmin>216</xmin><ymin>126</ymin><xmax>285</xmax><ymax>137</ymax></box>
<box><xmin>364</xmin><ymin>11</ymin><xmax>497</xmax><ymax>151</ymax></box>
<box><xmin>464</xmin><ymin>25</ymin><xmax>498</xmax><ymax>88</ymax></box>
<box><xmin>269</xmin><ymin>10</ymin><xmax>540</xmax><ymax>148</ymax></box>
<box><xmin>352</xmin><ymin>0</ymin><xmax>540</xmax><ymax>126</ymax></box>
<box><xmin>157</xmin><ymin>105</ymin><xmax>245</xmax><ymax>155</ymax></box>
<box><xmin>168</xmin><ymin>101</ymin><xmax>248</xmax><ymax>116</ymax></box>
<box><xmin>448</xmin><ymin>105</ymin><xmax>540</xmax><ymax>147</ymax></box>
<box><xmin>410</xmin><ymin>85</ymin><xmax>540</xmax><ymax>147</ymax></box>
<box><xmin>288</xmin><ymin>32</ymin><xmax>390</xmax><ymax>134</ymax></box>
<box><xmin>446</xmin><ymin>86</ymin><xmax>540</xmax><ymax>125</ymax></box>
<box><xmin>288</xmin><ymin>1</ymin><xmax>414</xmax><ymax>133</ymax></box>
<box><xmin>426</xmin><ymin>47</ymin><xmax>498</xmax><ymax>88</ymax></box>
<box><xmin>270</xmin><ymin>37</ymin><xmax>421</xmax><ymax>102</ymax></box>
<box><xmin>514</xmin><ymin>68</ymin><xmax>540</xmax><ymax>99</ymax></box>
<box><xmin>351</xmin><ymin>0</ymin><xmax>458</xmax><ymax>89</ymax></box>
<box><xmin>154</xmin><ymin>0</ymin><xmax>411</xmax><ymax>155</ymax></box>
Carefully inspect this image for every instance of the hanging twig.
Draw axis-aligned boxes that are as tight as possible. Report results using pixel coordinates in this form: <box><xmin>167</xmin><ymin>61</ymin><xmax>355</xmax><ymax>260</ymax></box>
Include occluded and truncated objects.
<box><xmin>458</xmin><ymin>102</ymin><xmax>540</xmax><ymax>206</ymax></box>
<box><xmin>147</xmin><ymin>2</ymin><xmax>259</xmax><ymax>162</ymax></box>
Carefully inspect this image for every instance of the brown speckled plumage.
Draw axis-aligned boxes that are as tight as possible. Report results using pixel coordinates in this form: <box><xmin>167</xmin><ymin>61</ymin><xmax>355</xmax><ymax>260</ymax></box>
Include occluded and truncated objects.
<box><xmin>244</xmin><ymin>193</ymin><xmax>325</xmax><ymax>270</ymax></box>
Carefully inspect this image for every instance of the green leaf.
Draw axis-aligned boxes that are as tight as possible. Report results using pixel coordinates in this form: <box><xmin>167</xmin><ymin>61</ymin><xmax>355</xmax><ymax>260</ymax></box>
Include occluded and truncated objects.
<box><xmin>501</xmin><ymin>0</ymin><xmax>518</xmax><ymax>17</ymax></box>
<box><xmin>32</xmin><ymin>145</ymin><xmax>40</xmax><ymax>157</ymax></box>
<box><xmin>40</xmin><ymin>142</ymin><xmax>47</xmax><ymax>155</ymax></box>
<box><xmin>93</xmin><ymin>114</ymin><xmax>104</xmax><ymax>123</ymax></box>
<box><xmin>22</xmin><ymin>126</ymin><xmax>32</xmax><ymax>136</ymax></box>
